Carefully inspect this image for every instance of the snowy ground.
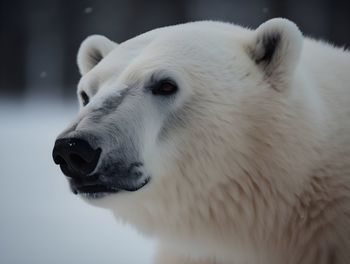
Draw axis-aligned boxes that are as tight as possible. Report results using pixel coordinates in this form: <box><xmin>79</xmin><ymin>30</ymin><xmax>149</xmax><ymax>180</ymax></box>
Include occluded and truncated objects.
<box><xmin>0</xmin><ymin>98</ymin><xmax>155</xmax><ymax>264</ymax></box>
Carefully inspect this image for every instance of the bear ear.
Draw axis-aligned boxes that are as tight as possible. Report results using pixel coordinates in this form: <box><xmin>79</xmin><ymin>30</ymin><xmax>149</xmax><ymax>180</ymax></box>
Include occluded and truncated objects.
<box><xmin>247</xmin><ymin>18</ymin><xmax>303</xmax><ymax>90</ymax></box>
<box><xmin>77</xmin><ymin>35</ymin><xmax>118</xmax><ymax>75</ymax></box>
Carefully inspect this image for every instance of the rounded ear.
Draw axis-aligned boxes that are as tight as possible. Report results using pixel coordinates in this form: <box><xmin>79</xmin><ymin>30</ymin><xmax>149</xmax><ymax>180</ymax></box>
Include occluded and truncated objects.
<box><xmin>247</xmin><ymin>18</ymin><xmax>303</xmax><ymax>90</ymax></box>
<box><xmin>77</xmin><ymin>35</ymin><xmax>118</xmax><ymax>75</ymax></box>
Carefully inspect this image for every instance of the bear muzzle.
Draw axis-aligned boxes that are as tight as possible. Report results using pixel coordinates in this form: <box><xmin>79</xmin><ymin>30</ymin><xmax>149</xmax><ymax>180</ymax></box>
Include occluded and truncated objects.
<box><xmin>52</xmin><ymin>136</ymin><xmax>150</xmax><ymax>198</ymax></box>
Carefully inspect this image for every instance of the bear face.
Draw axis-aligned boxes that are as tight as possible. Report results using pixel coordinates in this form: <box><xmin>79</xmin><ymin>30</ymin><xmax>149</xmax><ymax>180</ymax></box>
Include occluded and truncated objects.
<box><xmin>53</xmin><ymin>18</ymin><xmax>317</xmax><ymax>249</ymax></box>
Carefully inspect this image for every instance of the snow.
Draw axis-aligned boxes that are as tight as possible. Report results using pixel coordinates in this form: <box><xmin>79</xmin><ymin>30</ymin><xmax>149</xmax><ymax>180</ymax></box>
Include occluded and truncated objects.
<box><xmin>0</xmin><ymin>99</ymin><xmax>155</xmax><ymax>264</ymax></box>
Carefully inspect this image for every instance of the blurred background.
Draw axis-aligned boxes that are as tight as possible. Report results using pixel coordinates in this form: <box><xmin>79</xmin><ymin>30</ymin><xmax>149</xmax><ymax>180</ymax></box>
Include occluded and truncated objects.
<box><xmin>0</xmin><ymin>0</ymin><xmax>349</xmax><ymax>263</ymax></box>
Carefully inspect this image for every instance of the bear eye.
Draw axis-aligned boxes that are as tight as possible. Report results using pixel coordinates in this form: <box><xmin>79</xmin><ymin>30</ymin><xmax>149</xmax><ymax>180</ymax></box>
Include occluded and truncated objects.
<box><xmin>151</xmin><ymin>80</ymin><xmax>178</xmax><ymax>96</ymax></box>
<box><xmin>80</xmin><ymin>91</ymin><xmax>90</xmax><ymax>106</ymax></box>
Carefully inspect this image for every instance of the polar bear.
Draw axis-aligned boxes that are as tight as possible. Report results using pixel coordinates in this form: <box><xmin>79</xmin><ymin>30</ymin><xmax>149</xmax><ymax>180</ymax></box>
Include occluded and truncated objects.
<box><xmin>52</xmin><ymin>18</ymin><xmax>350</xmax><ymax>264</ymax></box>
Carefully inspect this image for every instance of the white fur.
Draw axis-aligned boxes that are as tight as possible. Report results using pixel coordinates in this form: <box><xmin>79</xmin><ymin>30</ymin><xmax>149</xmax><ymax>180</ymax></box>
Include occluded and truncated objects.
<box><xmin>75</xmin><ymin>19</ymin><xmax>350</xmax><ymax>263</ymax></box>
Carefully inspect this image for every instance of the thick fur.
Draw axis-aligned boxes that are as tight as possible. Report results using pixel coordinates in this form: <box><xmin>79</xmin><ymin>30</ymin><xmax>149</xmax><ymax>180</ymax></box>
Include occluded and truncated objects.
<box><xmin>72</xmin><ymin>19</ymin><xmax>350</xmax><ymax>263</ymax></box>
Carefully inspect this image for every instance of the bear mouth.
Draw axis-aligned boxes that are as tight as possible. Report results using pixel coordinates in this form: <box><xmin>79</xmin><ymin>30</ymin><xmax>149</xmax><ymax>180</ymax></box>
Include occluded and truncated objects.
<box><xmin>74</xmin><ymin>184</ymin><xmax>119</xmax><ymax>194</ymax></box>
<box><xmin>69</xmin><ymin>176</ymin><xmax>150</xmax><ymax>199</ymax></box>
<box><xmin>71</xmin><ymin>183</ymin><xmax>119</xmax><ymax>199</ymax></box>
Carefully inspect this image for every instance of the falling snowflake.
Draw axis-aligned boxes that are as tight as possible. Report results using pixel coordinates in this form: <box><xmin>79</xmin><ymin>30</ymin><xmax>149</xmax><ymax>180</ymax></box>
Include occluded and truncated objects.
<box><xmin>262</xmin><ymin>7</ymin><xmax>269</xmax><ymax>13</ymax></box>
<box><xmin>84</xmin><ymin>7</ymin><xmax>93</xmax><ymax>14</ymax></box>
<box><xmin>40</xmin><ymin>71</ymin><xmax>47</xmax><ymax>78</ymax></box>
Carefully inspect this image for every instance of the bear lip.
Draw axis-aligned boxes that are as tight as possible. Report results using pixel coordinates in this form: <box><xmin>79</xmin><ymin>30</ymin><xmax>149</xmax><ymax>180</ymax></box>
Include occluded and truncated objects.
<box><xmin>69</xmin><ymin>175</ymin><xmax>151</xmax><ymax>198</ymax></box>
<box><xmin>73</xmin><ymin>184</ymin><xmax>119</xmax><ymax>194</ymax></box>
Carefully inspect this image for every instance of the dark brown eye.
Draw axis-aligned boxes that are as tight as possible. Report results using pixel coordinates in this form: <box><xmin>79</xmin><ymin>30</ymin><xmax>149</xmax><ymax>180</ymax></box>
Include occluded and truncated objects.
<box><xmin>152</xmin><ymin>80</ymin><xmax>178</xmax><ymax>96</ymax></box>
<box><xmin>80</xmin><ymin>91</ymin><xmax>89</xmax><ymax>106</ymax></box>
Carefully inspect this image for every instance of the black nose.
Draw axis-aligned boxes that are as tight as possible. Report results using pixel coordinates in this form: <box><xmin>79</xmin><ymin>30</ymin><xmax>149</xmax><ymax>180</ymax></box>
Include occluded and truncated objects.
<box><xmin>52</xmin><ymin>138</ymin><xmax>101</xmax><ymax>178</ymax></box>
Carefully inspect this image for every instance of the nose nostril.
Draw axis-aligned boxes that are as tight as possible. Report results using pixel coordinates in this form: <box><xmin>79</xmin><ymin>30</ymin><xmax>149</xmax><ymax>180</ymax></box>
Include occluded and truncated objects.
<box><xmin>53</xmin><ymin>154</ymin><xmax>67</xmax><ymax>166</ymax></box>
<box><xmin>69</xmin><ymin>153</ymin><xmax>89</xmax><ymax>172</ymax></box>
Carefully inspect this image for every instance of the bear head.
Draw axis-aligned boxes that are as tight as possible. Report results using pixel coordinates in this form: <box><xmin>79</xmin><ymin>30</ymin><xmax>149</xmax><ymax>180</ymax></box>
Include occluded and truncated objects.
<box><xmin>53</xmin><ymin>19</ymin><xmax>324</xmax><ymax>249</ymax></box>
